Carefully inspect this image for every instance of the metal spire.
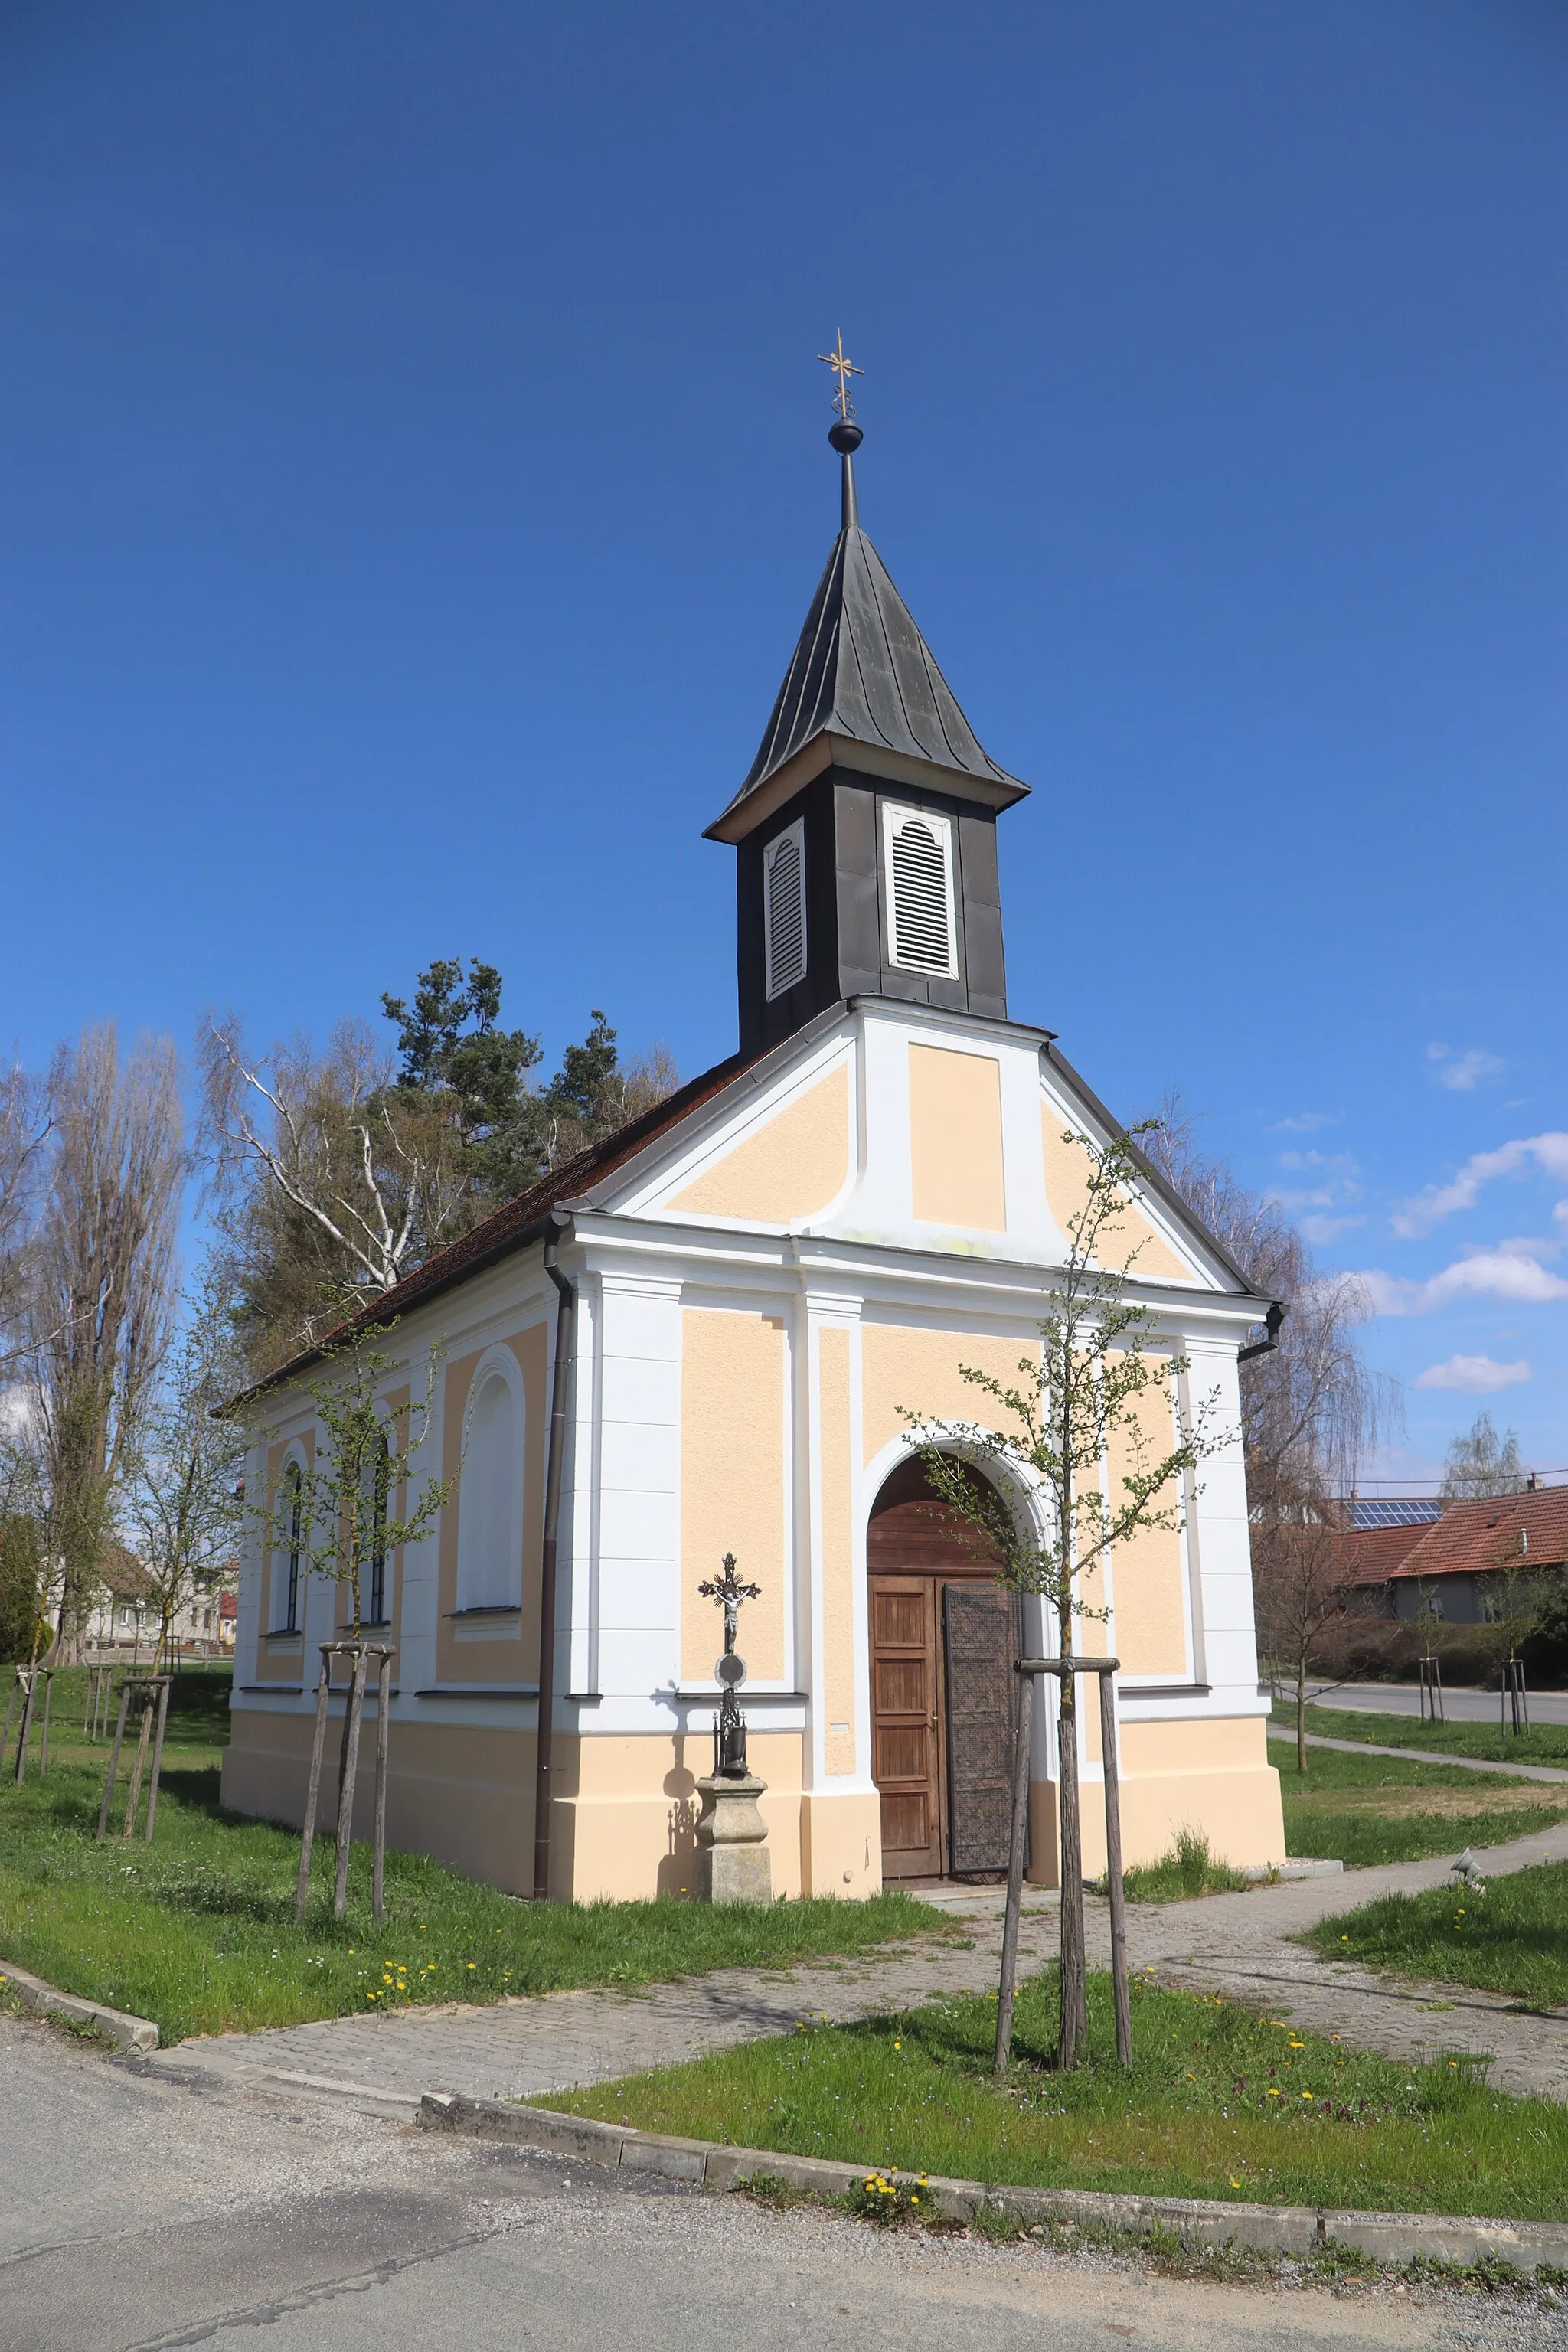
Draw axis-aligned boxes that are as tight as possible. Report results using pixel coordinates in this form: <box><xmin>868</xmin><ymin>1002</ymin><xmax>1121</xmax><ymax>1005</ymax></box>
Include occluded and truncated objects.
<box><xmin>817</xmin><ymin>330</ymin><xmax>864</xmax><ymax>529</ymax></box>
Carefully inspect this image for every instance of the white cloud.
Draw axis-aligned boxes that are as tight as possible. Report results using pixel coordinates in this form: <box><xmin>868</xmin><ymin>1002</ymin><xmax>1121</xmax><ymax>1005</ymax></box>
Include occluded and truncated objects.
<box><xmin>1426</xmin><ymin>1044</ymin><xmax>1505</xmax><ymax>1092</ymax></box>
<box><xmin>1392</xmin><ymin>1132</ymin><xmax>1568</xmax><ymax>1239</ymax></box>
<box><xmin>1415</xmin><ymin>1354</ymin><xmax>1532</xmax><ymax>1394</ymax></box>
<box><xmin>1356</xmin><ymin>1250</ymin><xmax>1568</xmax><ymax>1316</ymax></box>
<box><xmin>1299</xmin><ymin>1212</ymin><xmax>1367</xmax><ymax>1244</ymax></box>
<box><xmin>1270</xmin><ymin>1111</ymin><xmax>1341</xmax><ymax>1134</ymax></box>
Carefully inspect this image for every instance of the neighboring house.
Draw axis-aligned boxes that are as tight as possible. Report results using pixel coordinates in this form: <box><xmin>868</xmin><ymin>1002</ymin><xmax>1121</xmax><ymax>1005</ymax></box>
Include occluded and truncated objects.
<box><xmin>1355</xmin><ymin>1485</ymin><xmax>1568</xmax><ymax>1625</ymax></box>
<box><xmin>82</xmin><ymin>1550</ymin><xmax>238</xmax><ymax>1659</ymax></box>
<box><xmin>224</xmin><ymin>414</ymin><xmax>1288</xmax><ymax>1902</ymax></box>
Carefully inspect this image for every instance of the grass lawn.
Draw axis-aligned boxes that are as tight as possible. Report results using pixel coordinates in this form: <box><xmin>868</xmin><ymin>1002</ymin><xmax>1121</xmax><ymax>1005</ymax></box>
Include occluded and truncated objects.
<box><xmin>542</xmin><ymin>1967</ymin><xmax>1568</xmax><ymax>2220</ymax></box>
<box><xmin>0</xmin><ymin>1668</ymin><xmax>948</xmax><ymax>2043</ymax></box>
<box><xmin>1304</xmin><ymin>1860</ymin><xmax>1568</xmax><ymax>2009</ymax></box>
<box><xmin>1268</xmin><ymin>1734</ymin><xmax>1568</xmax><ymax>1867</ymax></box>
<box><xmin>1300</xmin><ymin>1703</ymin><xmax>1568</xmax><ymax>1770</ymax></box>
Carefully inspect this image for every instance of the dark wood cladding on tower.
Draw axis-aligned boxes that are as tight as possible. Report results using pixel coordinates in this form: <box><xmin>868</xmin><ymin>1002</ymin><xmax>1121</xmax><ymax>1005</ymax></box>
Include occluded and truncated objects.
<box><xmin>737</xmin><ymin>762</ymin><xmax>1008</xmax><ymax>1058</ymax></box>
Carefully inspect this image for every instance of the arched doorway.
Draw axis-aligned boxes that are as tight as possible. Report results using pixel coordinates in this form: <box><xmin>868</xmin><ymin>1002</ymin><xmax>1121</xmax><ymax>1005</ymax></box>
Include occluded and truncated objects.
<box><xmin>867</xmin><ymin>1454</ymin><xmax>1025</xmax><ymax>1883</ymax></box>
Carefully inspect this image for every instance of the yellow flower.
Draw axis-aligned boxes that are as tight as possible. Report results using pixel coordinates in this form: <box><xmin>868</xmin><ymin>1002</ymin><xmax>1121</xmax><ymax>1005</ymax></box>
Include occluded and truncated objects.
<box><xmin>467</xmin><ymin>1962</ymin><xmax>476</xmax><ymax>1971</ymax></box>
<box><xmin>1267</xmin><ymin>2088</ymin><xmax>1281</xmax><ymax>2097</ymax></box>
<box><xmin>1229</xmin><ymin>2177</ymin><xmax>1241</xmax><ymax>2189</ymax></box>
<box><xmin>1301</xmin><ymin>2091</ymin><xmax>1314</xmax><ymax>2101</ymax></box>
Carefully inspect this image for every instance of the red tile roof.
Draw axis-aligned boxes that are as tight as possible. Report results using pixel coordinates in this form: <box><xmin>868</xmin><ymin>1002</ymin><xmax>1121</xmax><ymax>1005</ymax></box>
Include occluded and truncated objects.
<box><xmin>1354</xmin><ymin>1486</ymin><xmax>1568</xmax><ymax>1584</ymax></box>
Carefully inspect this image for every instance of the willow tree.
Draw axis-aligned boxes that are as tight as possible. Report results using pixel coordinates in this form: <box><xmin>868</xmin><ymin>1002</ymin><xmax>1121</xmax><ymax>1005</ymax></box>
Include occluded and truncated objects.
<box><xmin>905</xmin><ymin>1122</ymin><xmax>1223</xmax><ymax>2071</ymax></box>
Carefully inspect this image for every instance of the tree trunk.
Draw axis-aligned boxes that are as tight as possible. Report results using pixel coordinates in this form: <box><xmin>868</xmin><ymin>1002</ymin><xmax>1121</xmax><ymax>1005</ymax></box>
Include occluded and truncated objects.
<box><xmin>1295</xmin><ymin>1656</ymin><xmax>1308</xmax><ymax>1775</ymax></box>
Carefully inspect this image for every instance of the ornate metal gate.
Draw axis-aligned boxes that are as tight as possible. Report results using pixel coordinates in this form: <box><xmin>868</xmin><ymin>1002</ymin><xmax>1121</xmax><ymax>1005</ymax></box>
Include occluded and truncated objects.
<box><xmin>942</xmin><ymin>1583</ymin><xmax>1025</xmax><ymax>1877</ymax></box>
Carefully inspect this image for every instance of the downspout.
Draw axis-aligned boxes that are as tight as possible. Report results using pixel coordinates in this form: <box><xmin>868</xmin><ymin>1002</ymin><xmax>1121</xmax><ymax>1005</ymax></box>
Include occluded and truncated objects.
<box><xmin>533</xmin><ymin>1217</ymin><xmax>576</xmax><ymax>1903</ymax></box>
<box><xmin>1238</xmin><ymin>1300</ymin><xmax>1285</xmax><ymax>1364</ymax></box>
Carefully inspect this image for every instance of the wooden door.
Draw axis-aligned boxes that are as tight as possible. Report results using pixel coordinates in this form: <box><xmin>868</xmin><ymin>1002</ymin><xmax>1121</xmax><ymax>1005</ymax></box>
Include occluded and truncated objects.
<box><xmin>868</xmin><ymin>1575</ymin><xmax>942</xmax><ymax>1878</ymax></box>
<box><xmin>943</xmin><ymin>1583</ymin><xmax>1021</xmax><ymax>1876</ymax></box>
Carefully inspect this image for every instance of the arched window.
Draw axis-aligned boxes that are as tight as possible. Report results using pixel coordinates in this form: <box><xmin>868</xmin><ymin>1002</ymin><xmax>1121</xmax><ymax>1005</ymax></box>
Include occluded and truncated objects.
<box><xmin>456</xmin><ymin>1364</ymin><xmax>524</xmax><ymax>1612</ymax></box>
<box><xmin>276</xmin><ymin>1461</ymin><xmax>304</xmax><ymax>1633</ymax></box>
<box><xmin>364</xmin><ymin>1428</ymin><xmax>390</xmax><ymax>1625</ymax></box>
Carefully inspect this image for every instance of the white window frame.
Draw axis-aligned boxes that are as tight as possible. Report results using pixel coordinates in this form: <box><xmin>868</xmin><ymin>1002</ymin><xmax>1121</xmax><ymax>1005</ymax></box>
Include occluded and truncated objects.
<box><xmin>882</xmin><ymin>802</ymin><xmax>958</xmax><ymax>978</ymax></box>
<box><xmin>763</xmin><ymin>816</ymin><xmax>808</xmax><ymax>1000</ymax></box>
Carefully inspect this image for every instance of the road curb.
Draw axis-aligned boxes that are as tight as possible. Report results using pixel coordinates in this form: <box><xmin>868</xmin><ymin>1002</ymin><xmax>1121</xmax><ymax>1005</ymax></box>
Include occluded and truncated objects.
<box><xmin>0</xmin><ymin>1958</ymin><xmax>159</xmax><ymax>2055</ymax></box>
<box><xmin>417</xmin><ymin>2092</ymin><xmax>1568</xmax><ymax>2276</ymax></box>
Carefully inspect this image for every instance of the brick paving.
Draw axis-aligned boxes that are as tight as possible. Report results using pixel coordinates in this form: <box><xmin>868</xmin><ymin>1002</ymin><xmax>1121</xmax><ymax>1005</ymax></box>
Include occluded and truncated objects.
<box><xmin>150</xmin><ymin>1816</ymin><xmax>1568</xmax><ymax>2116</ymax></box>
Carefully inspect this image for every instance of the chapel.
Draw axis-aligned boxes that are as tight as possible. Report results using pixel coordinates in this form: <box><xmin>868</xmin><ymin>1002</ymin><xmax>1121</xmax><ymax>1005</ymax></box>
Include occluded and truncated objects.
<box><xmin>224</xmin><ymin>379</ymin><xmax>1287</xmax><ymax>1900</ymax></box>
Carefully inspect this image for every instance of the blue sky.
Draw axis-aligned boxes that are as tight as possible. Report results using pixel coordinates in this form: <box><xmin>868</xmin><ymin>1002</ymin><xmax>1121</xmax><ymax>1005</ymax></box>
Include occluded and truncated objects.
<box><xmin>2</xmin><ymin>2</ymin><xmax>1563</xmax><ymax>1483</ymax></box>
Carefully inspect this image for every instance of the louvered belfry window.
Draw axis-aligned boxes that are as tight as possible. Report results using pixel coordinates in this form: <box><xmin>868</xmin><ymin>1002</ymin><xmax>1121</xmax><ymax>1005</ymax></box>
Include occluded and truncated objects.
<box><xmin>884</xmin><ymin>804</ymin><xmax>957</xmax><ymax>977</ymax></box>
<box><xmin>763</xmin><ymin>818</ymin><xmax>807</xmax><ymax>999</ymax></box>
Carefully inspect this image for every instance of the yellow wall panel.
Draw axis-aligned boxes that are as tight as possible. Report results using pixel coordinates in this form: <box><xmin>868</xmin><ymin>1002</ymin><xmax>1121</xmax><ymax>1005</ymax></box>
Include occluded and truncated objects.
<box><xmin>669</xmin><ymin>1064</ymin><xmax>849</xmax><ymax>1224</ymax></box>
<box><xmin>680</xmin><ymin>1308</ymin><xmax>786</xmax><ymax>1681</ymax></box>
<box><xmin>909</xmin><ymin>1044</ymin><xmax>1006</xmax><ymax>1230</ymax></box>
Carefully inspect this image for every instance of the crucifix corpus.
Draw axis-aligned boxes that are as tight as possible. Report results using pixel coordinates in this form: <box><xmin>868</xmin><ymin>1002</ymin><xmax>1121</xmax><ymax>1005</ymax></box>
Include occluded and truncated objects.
<box><xmin>692</xmin><ymin>1553</ymin><xmax>772</xmax><ymax>1903</ymax></box>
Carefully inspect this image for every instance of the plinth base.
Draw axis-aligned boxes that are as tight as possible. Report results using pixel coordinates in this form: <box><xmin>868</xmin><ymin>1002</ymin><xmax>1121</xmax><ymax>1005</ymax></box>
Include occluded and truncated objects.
<box><xmin>694</xmin><ymin>1772</ymin><xmax>772</xmax><ymax>1904</ymax></box>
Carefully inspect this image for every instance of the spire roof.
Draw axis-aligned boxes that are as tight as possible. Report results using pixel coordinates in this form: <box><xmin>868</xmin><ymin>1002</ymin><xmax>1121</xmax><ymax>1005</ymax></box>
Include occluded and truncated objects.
<box><xmin>705</xmin><ymin>429</ymin><xmax>1028</xmax><ymax>842</ymax></box>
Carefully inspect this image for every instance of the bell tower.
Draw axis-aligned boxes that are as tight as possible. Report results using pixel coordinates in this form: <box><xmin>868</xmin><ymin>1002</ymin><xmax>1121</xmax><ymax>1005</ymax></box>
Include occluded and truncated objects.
<box><xmin>707</xmin><ymin>347</ymin><xmax>1030</xmax><ymax>1060</ymax></box>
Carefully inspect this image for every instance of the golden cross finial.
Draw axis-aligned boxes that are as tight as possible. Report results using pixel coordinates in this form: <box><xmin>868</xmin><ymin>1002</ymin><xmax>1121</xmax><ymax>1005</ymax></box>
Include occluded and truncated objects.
<box><xmin>817</xmin><ymin>329</ymin><xmax>863</xmax><ymax>421</ymax></box>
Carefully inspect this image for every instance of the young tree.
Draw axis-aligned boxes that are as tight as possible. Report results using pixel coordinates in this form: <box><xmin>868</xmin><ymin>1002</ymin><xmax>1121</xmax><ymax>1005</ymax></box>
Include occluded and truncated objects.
<box><xmin>1250</xmin><ymin>1486</ymin><xmax>1385</xmax><ymax>1770</ymax></box>
<box><xmin>123</xmin><ymin>1269</ymin><xmax>247</xmax><ymax>1668</ymax></box>
<box><xmin>1142</xmin><ymin>1101</ymin><xmax>1391</xmax><ymax>1764</ymax></box>
<box><xmin>903</xmin><ymin>1122</ymin><xmax>1223</xmax><ymax>2072</ymax></box>
<box><xmin>21</xmin><ymin>1027</ymin><xmax>184</xmax><ymax>1661</ymax></box>
<box><xmin>253</xmin><ymin>1321</ymin><xmax>448</xmax><ymax>1919</ymax></box>
<box><xmin>1442</xmin><ymin>1411</ymin><xmax>1528</xmax><ymax>1501</ymax></box>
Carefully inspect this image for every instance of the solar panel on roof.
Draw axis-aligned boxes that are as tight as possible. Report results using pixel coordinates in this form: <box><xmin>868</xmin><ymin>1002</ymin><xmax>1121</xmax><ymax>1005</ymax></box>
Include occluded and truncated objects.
<box><xmin>1345</xmin><ymin>1498</ymin><xmax>1443</xmax><ymax>1530</ymax></box>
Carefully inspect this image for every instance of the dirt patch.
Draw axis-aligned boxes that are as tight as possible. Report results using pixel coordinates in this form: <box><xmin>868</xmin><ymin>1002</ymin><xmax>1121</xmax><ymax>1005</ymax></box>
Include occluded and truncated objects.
<box><xmin>1290</xmin><ymin>1785</ymin><xmax>1568</xmax><ymax>1822</ymax></box>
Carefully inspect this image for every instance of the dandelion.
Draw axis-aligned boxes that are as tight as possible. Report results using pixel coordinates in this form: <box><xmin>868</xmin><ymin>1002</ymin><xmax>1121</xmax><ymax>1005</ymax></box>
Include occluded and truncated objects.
<box><xmin>1301</xmin><ymin>2091</ymin><xmax>1314</xmax><ymax>2101</ymax></box>
<box><xmin>1229</xmin><ymin>2177</ymin><xmax>1241</xmax><ymax>2189</ymax></box>
<box><xmin>1267</xmin><ymin>2088</ymin><xmax>1281</xmax><ymax>2098</ymax></box>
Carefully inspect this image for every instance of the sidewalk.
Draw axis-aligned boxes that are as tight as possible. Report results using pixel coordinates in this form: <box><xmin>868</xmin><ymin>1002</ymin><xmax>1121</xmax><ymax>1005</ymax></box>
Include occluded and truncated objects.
<box><xmin>150</xmin><ymin>1816</ymin><xmax>1568</xmax><ymax>2118</ymax></box>
<box><xmin>1266</xmin><ymin>1722</ymin><xmax>1568</xmax><ymax>1784</ymax></box>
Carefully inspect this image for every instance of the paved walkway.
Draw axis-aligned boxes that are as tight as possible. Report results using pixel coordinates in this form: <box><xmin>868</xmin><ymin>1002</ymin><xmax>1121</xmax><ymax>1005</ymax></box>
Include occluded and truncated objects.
<box><xmin>1305</xmin><ymin>1681</ymin><xmax>1568</xmax><ymax>1727</ymax></box>
<box><xmin>151</xmin><ymin>1816</ymin><xmax>1568</xmax><ymax>2117</ymax></box>
<box><xmin>1267</xmin><ymin>1723</ymin><xmax>1568</xmax><ymax>1784</ymax></box>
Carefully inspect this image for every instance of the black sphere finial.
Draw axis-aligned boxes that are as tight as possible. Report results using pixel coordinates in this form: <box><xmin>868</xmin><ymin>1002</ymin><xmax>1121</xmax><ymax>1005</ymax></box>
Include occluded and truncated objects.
<box><xmin>828</xmin><ymin>417</ymin><xmax>864</xmax><ymax>455</ymax></box>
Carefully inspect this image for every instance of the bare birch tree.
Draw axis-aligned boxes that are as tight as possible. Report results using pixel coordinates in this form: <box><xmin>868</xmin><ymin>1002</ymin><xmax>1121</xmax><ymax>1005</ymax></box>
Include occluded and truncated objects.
<box><xmin>21</xmin><ymin>1027</ymin><xmax>185</xmax><ymax>1660</ymax></box>
<box><xmin>200</xmin><ymin>1015</ymin><xmax>473</xmax><ymax>1369</ymax></box>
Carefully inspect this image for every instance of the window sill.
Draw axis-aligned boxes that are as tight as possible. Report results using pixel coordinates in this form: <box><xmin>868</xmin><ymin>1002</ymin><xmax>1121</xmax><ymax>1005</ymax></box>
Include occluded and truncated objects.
<box><xmin>445</xmin><ymin>1606</ymin><xmax>522</xmax><ymax>1620</ymax></box>
<box><xmin>1118</xmin><ymin>1682</ymin><xmax>1211</xmax><ymax>1703</ymax></box>
<box><xmin>415</xmin><ymin>1684</ymin><xmax>539</xmax><ymax>1700</ymax></box>
<box><xmin>264</xmin><ymin>1631</ymin><xmax>303</xmax><ymax>1648</ymax></box>
<box><xmin>673</xmin><ymin>1686</ymin><xmax>809</xmax><ymax>1702</ymax></box>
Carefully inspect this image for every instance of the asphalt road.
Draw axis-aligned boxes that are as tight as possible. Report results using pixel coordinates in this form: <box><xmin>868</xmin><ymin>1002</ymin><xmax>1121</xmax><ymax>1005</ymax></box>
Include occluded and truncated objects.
<box><xmin>2</xmin><ymin>2016</ymin><xmax>1561</xmax><ymax>2352</ymax></box>
<box><xmin>1304</xmin><ymin>1682</ymin><xmax>1568</xmax><ymax>1727</ymax></box>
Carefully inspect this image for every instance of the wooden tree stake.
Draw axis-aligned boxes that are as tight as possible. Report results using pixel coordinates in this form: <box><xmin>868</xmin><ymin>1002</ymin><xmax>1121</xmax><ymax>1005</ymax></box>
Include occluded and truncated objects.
<box><xmin>332</xmin><ymin>1648</ymin><xmax>369</xmax><ymax>1922</ymax></box>
<box><xmin>98</xmin><ymin>1688</ymin><xmax>132</xmax><ymax>1837</ymax></box>
<box><xmin>371</xmin><ymin>1650</ymin><xmax>392</xmax><ymax>1921</ymax></box>
<box><xmin>993</xmin><ymin>1674</ymin><xmax>1034</xmax><ymax>2078</ymax></box>
<box><xmin>296</xmin><ymin>1651</ymin><xmax>333</xmax><ymax>1922</ymax></box>
<box><xmin>12</xmin><ymin>1669</ymin><xmax>38</xmax><ymax>1787</ymax></box>
<box><xmin>122</xmin><ymin>1701</ymin><xmax>152</xmax><ymax>1838</ymax></box>
<box><xmin>143</xmin><ymin>1679</ymin><xmax>172</xmax><ymax>1841</ymax></box>
<box><xmin>1098</xmin><ymin>1668</ymin><xmax>1132</xmax><ymax>2067</ymax></box>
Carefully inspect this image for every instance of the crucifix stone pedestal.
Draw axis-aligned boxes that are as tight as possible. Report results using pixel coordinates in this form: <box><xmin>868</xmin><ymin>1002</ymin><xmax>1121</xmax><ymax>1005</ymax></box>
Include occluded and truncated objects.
<box><xmin>694</xmin><ymin>1772</ymin><xmax>771</xmax><ymax>1904</ymax></box>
